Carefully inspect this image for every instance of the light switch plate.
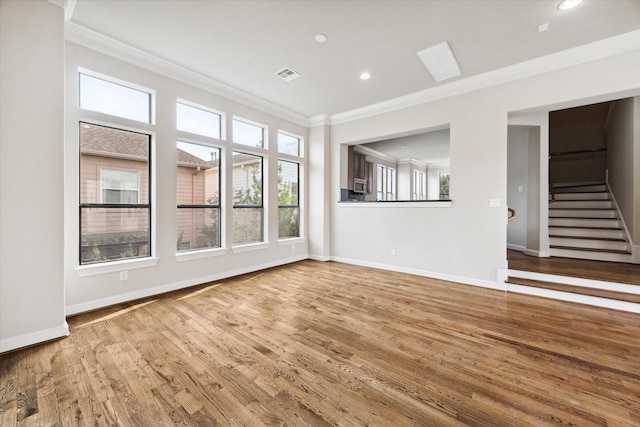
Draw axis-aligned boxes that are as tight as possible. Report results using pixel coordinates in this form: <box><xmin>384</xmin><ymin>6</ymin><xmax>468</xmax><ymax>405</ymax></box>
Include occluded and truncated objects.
<box><xmin>489</xmin><ymin>199</ymin><xmax>501</xmax><ymax>208</ymax></box>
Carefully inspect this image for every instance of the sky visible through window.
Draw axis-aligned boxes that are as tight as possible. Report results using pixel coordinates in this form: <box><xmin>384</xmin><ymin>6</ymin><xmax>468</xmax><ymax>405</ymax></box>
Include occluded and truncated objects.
<box><xmin>177</xmin><ymin>103</ymin><xmax>220</xmax><ymax>139</ymax></box>
<box><xmin>79</xmin><ymin>73</ymin><xmax>151</xmax><ymax>123</ymax></box>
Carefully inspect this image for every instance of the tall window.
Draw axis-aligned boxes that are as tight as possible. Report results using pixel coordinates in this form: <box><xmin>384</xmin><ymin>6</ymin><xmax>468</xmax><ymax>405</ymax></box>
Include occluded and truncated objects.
<box><xmin>233</xmin><ymin>152</ymin><xmax>263</xmax><ymax>244</ymax></box>
<box><xmin>413</xmin><ymin>170</ymin><xmax>425</xmax><ymax>200</ymax></box>
<box><xmin>175</xmin><ymin>100</ymin><xmax>224</xmax><ymax>252</ymax></box>
<box><xmin>176</xmin><ymin>142</ymin><xmax>221</xmax><ymax>252</ymax></box>
<box><xmin>278</xmin><ymin>132</ymin><xmax>302</xmax><ymax>238</ymax></box>
<box><xmin>376</xmin><ymin>165</ymin><xmax>385</xmax><ymax>200</ymax></box>
<box><xmin>386</xmin><ymin>168</ymin><xmax>396</xmax><ymax>201</ymax></box>
<box><xmin>439</xmin><ymin>172</ymin><xmax>450</xmax><ymax>200</ymax></box>
<box><xmin>79</xmin><ymin>123</ymin><xmax>151</xmax><ymax>264</ymax></box>
<box><xmin>278</xmin><ymin>160</ymin><xmax>299</xmax><ymax>238</ymax></box>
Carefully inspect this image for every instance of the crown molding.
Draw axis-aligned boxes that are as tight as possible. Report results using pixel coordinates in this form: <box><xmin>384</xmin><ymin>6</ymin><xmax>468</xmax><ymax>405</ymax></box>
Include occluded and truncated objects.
<box><xmin>47</xmin><ymin>0</ymin><xmax>76</xmax><ymax>21</ymax></box>
<box><xmin>308</xmin><ymin>115</ymin><xmax>330</xmax><ymax>127</ymax></box>
<box><xmin>329</xmin><ymin>29</ymin><xmax>640</xmax><ymax>126</ymax></box>
<box><xmin>65</xmin><ymin>22</ymin><xmax>311</xmax><ymax>128</ymax></box>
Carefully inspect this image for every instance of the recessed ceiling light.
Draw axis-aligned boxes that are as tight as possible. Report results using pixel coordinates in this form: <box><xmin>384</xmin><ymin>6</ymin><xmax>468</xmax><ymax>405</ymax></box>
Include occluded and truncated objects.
<box><xmin>538</xmin><ymin>23</ymin><xmax>549</xmax><ymax>32</ymax></box>
<box><xmin>360</xmin><ymin>72</ymin><xmax>371</xmax><ymax>80</ymax></box>
<box><xmin>558</xmin><ymin>0</ymin><xmax>583</xmax><ymax>11</ymax></box>
<box><xmin>315</xmin><ymin>34</ymin><xmax>327</xmax><ymax>43</ymax></box>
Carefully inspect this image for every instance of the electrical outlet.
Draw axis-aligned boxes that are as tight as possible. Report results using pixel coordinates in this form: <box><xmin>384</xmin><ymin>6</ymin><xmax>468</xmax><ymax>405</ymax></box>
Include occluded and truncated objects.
<box><xmin>391</xmin><ymin>249</ymin><xmax>396</xmax><ymax>257</ymax></box>
<box><xmin>120</xmin><ymin>271</ymin><xmax>128</xmax><ymax>281</ymax></box>
<box><xmin>489</xmin><ymin>198</ymin><xmax>501</xmax><ymax>208</ymax></box>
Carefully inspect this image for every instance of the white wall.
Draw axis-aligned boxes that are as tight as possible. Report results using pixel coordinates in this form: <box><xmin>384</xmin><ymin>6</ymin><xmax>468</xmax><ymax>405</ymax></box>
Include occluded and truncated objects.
<box><xmin>64</xmin><ymin>42</ymin><xmax>309</xmax><ymax>315</ymax></box>
<box><xmin>607</xmin><ymin>97</ymin><xmax>636</xmax><ymax>240</ymax></box>
<box><xmin>308</xmin><ymin>123</ymin><xmax>331</xmax><ymax>260</ymax></box>
<box><xmin>0</xmin><ymin>1</ymin><xmax>68</xmax><ymax>352</ymax></box>
<box><xmin>330</xmin><ymin>49</ymin><xmax>640</xmax><ymax>286</ymax></box>
<box><xmin>506</xmin><ymin>128</ymin><xmax>529</xmax><ymax>252</ymax></box>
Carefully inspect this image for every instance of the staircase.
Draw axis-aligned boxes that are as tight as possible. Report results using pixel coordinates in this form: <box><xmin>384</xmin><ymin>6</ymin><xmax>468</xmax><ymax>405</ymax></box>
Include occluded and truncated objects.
<box><xmin>549</xmin><ymin>183</ymin><xmax>632</xmax><ymax>263</ymax></box>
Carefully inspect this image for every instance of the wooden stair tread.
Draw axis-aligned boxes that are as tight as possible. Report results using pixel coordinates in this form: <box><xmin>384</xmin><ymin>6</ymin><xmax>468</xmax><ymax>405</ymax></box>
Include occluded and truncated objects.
<box><xmin>550</xmin><ymin>245</ymin><xmax>631</xmax><ymax>254</ymax></box>
<box><xmin>549</xmin><ymin>225</ymin><xmax>623</xmax><ymax>230</ymax></box>
<box><xmin>549</xmin><ymin>207</ymin><xmax>615</xmax><ymax>210</ymax></box>
<box><xmin>507</xmin><ymin>277</ymin><xmax>640</xmax><ymax>304</ymax></box>
<box><xmin>549</xmin><ymin>235</ymin><xmax>627</xmax><ymax>242</ymax></box>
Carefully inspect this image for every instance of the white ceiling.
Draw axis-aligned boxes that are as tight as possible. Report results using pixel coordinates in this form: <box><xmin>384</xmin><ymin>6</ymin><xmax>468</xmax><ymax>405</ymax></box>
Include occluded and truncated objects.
<box><xmin>69</xmin><ymin>0</ymin><xmax>640</xmax><ymax>119</ymax></box>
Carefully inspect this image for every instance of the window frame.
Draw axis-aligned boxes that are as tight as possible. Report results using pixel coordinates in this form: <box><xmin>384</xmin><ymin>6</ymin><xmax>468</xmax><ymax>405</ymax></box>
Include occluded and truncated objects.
<box><xmin>232</xmin><ymin>150</ymin><xmax>264</xmax><ymax>245</ymax></box>
<box><xmin>176</xmin><ymin>141</ymin><xmax>223</xmax><ymax>253</ymax></box>
<box><xmin>78</xmin><ymin>122</ymin><xmax>152</xmax><ymax>266</ymax></box>
<box><xmin>277</xmin><ymin>159</ymin><xmax>300</xmax><ymax>239</ymax></box>
<box><xmin>386</xmin><ymin>167</ymin><xmax>396</xmax><ymax>201</ymax></box>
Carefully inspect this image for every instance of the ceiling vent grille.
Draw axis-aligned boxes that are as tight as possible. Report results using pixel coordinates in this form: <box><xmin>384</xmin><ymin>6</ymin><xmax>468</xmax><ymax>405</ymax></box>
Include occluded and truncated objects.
<box><xmin>275</xmin><ymin>67</ymin><xmax>301</xmax><ymax>82</ymax></box>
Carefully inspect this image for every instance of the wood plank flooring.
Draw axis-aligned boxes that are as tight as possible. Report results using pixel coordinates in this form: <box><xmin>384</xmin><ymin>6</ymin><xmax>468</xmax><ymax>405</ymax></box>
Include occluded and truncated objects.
<box><xmin>508</xmin><ymin>249</ymin><xmax>640</xmax><ymax>286</ymax></box>
<box><xmin>2</xmin><ymin>260</ymin><xmax>640</xmax><ymax>426</ymax></box>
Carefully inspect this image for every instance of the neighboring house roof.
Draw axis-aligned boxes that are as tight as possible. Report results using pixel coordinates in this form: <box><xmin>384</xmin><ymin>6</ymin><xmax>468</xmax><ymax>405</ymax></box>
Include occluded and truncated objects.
<box><xmin>80</xmin><ymin>122</ymin><xmax>214</xmax><ymax>169</ymax></box>
<box><xmin>177</xmin><ymin>150</ymin><xmax>215</xmax><ymax>169</ymax></box>
<box><xmin>80</xmin><ymin>122</ymin><xmax>148</xmax><ymax>160</ymax></box>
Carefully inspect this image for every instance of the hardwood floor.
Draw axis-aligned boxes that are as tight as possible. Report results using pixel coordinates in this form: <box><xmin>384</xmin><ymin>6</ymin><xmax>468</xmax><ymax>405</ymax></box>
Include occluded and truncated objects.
<box><xmin>2</xmin><ymin>260</ymin><xmax>640</xmax><ymax>426</ymax></box>
<box><xmin>508</xmin><ymin>249</ymin><xmax>640</xmax><ymax>286</ymax></box>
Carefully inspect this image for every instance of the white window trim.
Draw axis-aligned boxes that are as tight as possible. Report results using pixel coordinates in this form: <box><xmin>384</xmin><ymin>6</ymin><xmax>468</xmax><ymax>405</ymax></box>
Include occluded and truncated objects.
<box><xmin>232</xmin><ymin>241</ymin><xmax>270</xmax><ymax>253</ymax></box>
<box><xmin>176</xmin><ymin>247</ymin><xmax>228</xmax><ymax>262</ymax></box>
<box><xmin>76</xmin><ymin>256</ymin><xmax>159</xmax><ymax>277</ymax></box>
<box><xmin>278</xmin><ymin>237</ymin><xmax>305</xmax><ymax>246</ymax></box>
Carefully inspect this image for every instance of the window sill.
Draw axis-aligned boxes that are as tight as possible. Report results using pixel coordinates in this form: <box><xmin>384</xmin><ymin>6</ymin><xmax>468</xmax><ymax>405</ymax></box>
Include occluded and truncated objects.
<box><xmin>76</xmin><ymin>257</ymin><xmax>158</xmax><ymax>277</ymax></box>
<box><xmin>176</xmin><ymin>247</ymin><xmax>228</xmax><ymax>262</ymax></box>
<box><xmin>278</xmin><ymin>237</ymin><xmax>305</xmax><ymax>246</ymax></box>
<box><xmin>232</xmin><ymin>241</ymin><xmax>270</xmax><ymax>253</ymax></box>
<box><xmin>338</xmin><ymin>200</ymin><xmax>452</xmax><ymax>208</ymax></box>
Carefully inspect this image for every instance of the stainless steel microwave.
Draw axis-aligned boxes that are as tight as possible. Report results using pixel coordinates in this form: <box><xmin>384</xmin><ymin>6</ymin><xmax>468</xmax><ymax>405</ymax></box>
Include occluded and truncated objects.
<box><xmin>353</xmin><ymin>178</ymin><xmax>366</xmax><ymax>193</ymax></box>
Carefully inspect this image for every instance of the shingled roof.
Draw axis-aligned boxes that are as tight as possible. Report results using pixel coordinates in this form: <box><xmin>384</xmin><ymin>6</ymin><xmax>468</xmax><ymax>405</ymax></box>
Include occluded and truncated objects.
<box><xmin>80</xmin><ymin>122</ymin><xmax>213</xmax><ymax>169</ymax></box>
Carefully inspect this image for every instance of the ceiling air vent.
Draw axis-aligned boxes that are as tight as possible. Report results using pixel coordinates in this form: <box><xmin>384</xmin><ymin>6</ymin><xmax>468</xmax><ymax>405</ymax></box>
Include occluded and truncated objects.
<box><xmin>275</xmin><ymin>67</ymin><xmax>301</xmax><ymax>82</ymax></box>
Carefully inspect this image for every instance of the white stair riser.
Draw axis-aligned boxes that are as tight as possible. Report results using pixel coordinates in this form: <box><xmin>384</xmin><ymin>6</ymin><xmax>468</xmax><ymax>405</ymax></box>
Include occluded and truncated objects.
<box><xmin>553</xmin><ymin>184</ymin><xmax>607</xmax><ymax>193</ymax></box>
<box><xmin>549</xmin><ymin>248</ymin><xmax>632</xmax><ymax>263</ymax></box>
<box><xmin>548</xmin><ymin>227</ymin><xmax>625</xmax><ymax>239</ymax></box>
<box><xmin>548</xmin><ymin>218</ymin><xmax>621</xmax><ymax>228</ymax></box>
<box><xmin>549</xmin><ymin>209</ymin><xmax>617</xmax><ymax>219</ymax></box>
<box><xmin>549</xmin><ymin>237</ymin><xmax>630</xmax><ymax>251</ymax></box>
<box><xmin>549</xmin><ymin>200</ymin><xmax>613</xmax><ymax>209</ymax></box>
<box><xmin>552</xmin><ymin>192</ymin><xmax>610</xmax><ymax>201</ymax></box>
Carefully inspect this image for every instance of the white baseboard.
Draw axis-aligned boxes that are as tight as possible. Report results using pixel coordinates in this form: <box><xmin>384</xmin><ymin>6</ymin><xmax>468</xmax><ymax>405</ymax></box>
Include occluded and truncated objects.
<box><xmin>506</xmin><ymin>243</ymin><xmax>525</xmax><ymax>252</ymax></box>
<box><xmin>0</xmin><ymin>322</ymin><xmax>69</xmax><ymax>354</ymax></box>
<box><xmin>524</xmin><ymin>249</ymin><xmax>550</xmax><ymax>257</ymax></box>
<box><xmin>308</xmin><ymin>254</ymin><xmax>331</xmax><ymax>262</ymax></box>
<box><xmin>330</xmin><ymin>256</ymin><xmax>505</xmax><ymax>291</ymax></box>
<box><xmin>66</xmin><ymin>255</ymin><xmax>308</xmax><ymax>316</ymax></box>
